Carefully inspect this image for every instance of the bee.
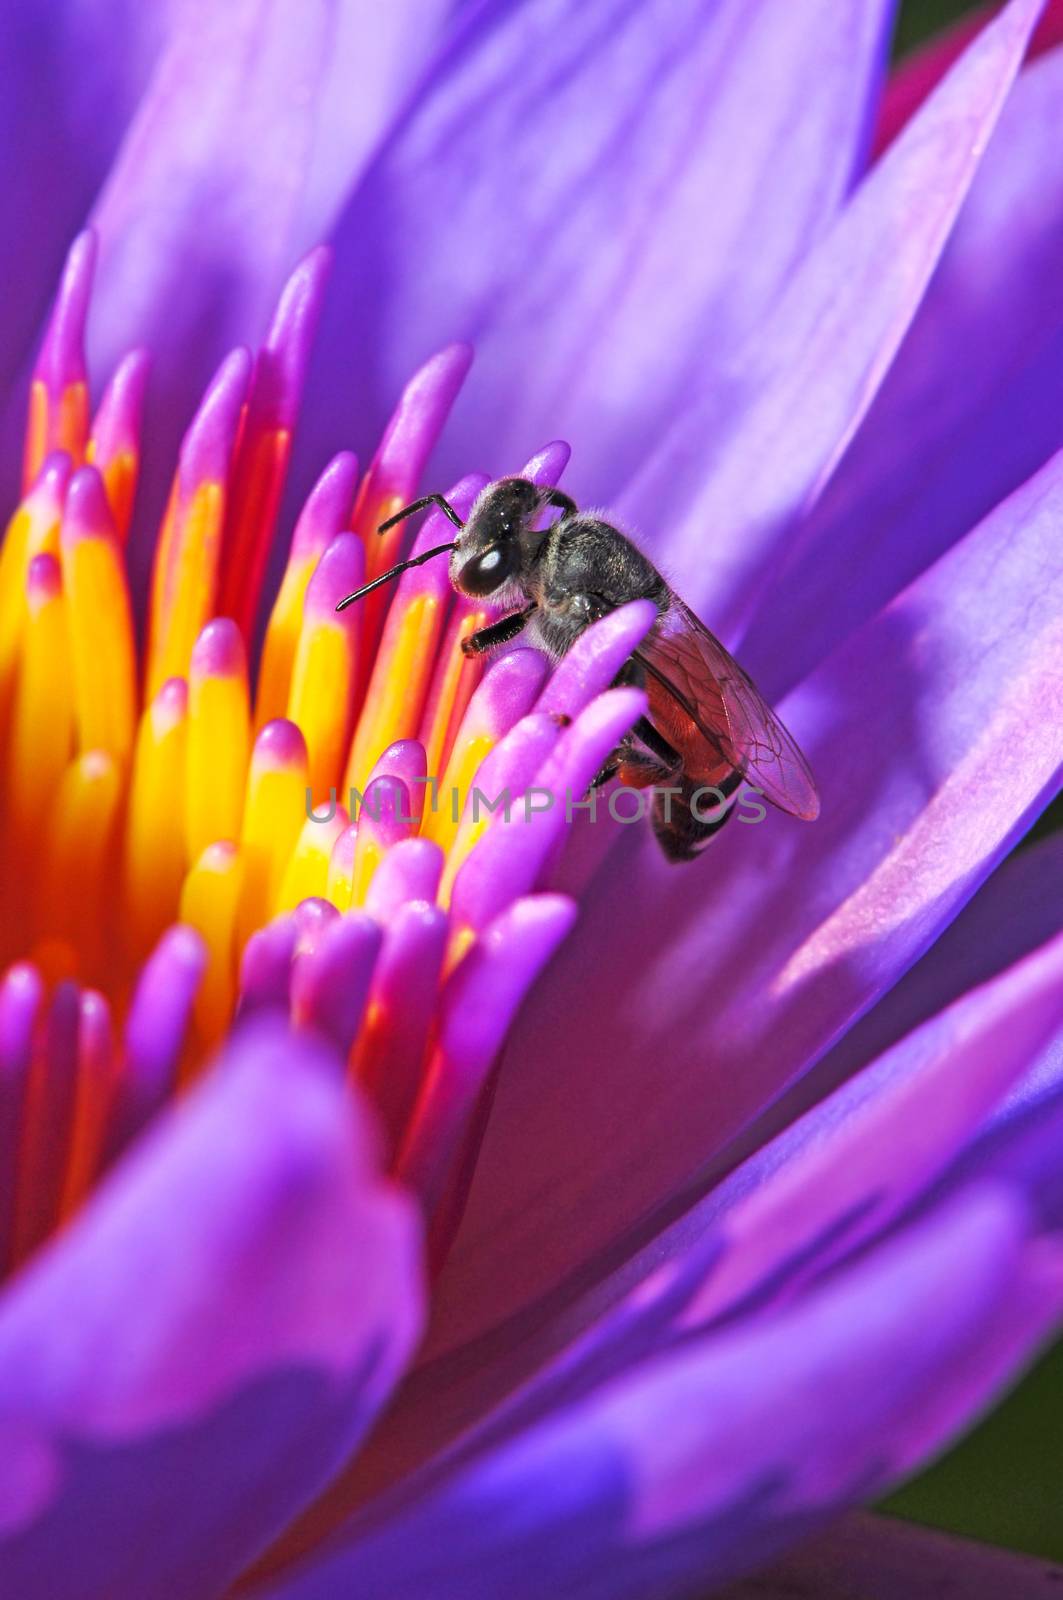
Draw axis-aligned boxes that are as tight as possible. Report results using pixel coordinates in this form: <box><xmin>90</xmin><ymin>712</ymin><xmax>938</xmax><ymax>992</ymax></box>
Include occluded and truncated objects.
<box><xmin>337</xmin><ymin>478</ymin><xmax>819</xmax><ymax>859</ymax></box>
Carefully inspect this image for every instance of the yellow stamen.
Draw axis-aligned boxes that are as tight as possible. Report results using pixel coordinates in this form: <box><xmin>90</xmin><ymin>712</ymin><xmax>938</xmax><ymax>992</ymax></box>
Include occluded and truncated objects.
<box><xmin>288</xmin><ymin>581</ymin><xmax>360</xmax><ymax>802</ymax></box>
<box><xmin>146</xmin><ymin>481</ymin><xmax>226</xmax><ymax>699</ymax></box>
<box><xmin>0</xmin><ymin>461</ymin><xmax>69</xmax><ymax>718</ymax></box>
<box><xmin>8</xmin><ymin>556</ymin><xmax>74</xmax><ymax>857</ymax></box>
<box><xmin>276</xmin><ymin>808</ymin><xmax>349</xmax><ymax>913</ymax></box>
<box><xmin>359</xmin><ymin>491</ymin><xmax>406</xmax><ymax>580</ymax></box>
<box><xmin>145</xmin><ymin>348</ymin><xmax>249</xmax><ymax>697</ymax></box>
<box><xmin>236</xmin><ymin>720</ymin><xmax>309</xmax><ymax>949</ymax></box>
<box><xmin>345</xmin><ymin>593</ymin><xmax>442</xmax><ymax>797</ymax></box>
<box><xmin>90</xmin><ymin>446</ymin><xmax>137</xmax><ymax>542</ymax></box>
<box><xmin>325</xmin><ymin>824</ymin><xmax>358</xmax><ymax>913</ymax></box>
<box><xmin>179</xmin><ymin>841</ymin><xmax>245</xmax><ymax>1049</ymax></box>
<box><xmin>123</xmin><ymin>679</ymin><xmax>189</xmax><ymax>961</ymax></box>
<box><xmin>422</xmin><ymin>725</ymin><xmax>497</xmax><ymax>858</ymax></box>
<box><xmin>60</xmin><ymin>470</ymin><xmax>136</xmax><ymax>765</ymax></box>
<box><xmin>256</xmin><ymin>445</ymin><xmax>362</xmax><ymax>728</ymax></box>
<box><xmin>420</xmin><ymin>609</ymin><xmax>488</xmax><ymax>780</ymax></box>
<box><xmin>348</xmin><ymin>829</ymin><xmax>387</xmax><ymax>910</ymax></box>
<box><xmin>256</xmin><ymin>555</ymin><xmax>318</xmax><ymax>727</ymax></box>
<box><xmin>184</xmin><ymin>621</ymin><xmax>251</xmax><ymax>863</ymax></box>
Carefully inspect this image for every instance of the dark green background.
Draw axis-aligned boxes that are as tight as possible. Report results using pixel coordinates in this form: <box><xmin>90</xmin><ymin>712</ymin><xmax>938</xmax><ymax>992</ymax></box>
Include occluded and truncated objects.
<box><xmin>879</xmin><ymin>0</ymin><xmax>1063</xmax><ymax>1563</ymax></box>
<box><xmin>895</xmin><ymin>0</ymin><xmax>988</xmax><ymax>53</ymax></box>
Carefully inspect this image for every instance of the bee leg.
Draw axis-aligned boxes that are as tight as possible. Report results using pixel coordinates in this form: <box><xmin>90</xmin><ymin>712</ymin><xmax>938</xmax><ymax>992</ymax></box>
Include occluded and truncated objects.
<box><xmin>611</xmin><ymin>655</ymin><xmax>647</xmax><ymax>694</ymax></box>
<box><xmin>592</xmin><ymin>737</ymin><xmax>669</xmax><ymax>791</ymax></box>
<box><xmin>591</xmin><ymin>730</ymin><xmax>633</xmax><ymax>789</ymax></box>
<box><xmin>461</xmin><ymin>604</ymin><xmax>537</xmax><ymax>657</ymax></box>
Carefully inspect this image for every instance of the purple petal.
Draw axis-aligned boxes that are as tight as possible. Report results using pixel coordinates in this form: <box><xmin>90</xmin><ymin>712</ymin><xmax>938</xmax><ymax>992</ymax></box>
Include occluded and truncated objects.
<box><xmin>366</xmin><ymin>742</ymin><xmax>429</xmax><ymax>830</ymax></box>
<box><xmin>290</xmin><ymin>452</ymin><xmax>360</xmax><ymax>564</ymax></box>
<box><xmin>101</xmin><ymin>926</ymin><xmax>206</xmax><ymax>1169</ymax></box>
<box><xmin>622</xmin><ymin>0</ymin><xmax>1044</xmax><ymax>637</ymax></box>
<box><xmin>305</xmin><ymin>0</ymin><xmax>894</xmax><ymax>495</ymax></box>
<box><xmin>239</xmin><ymin>916</ymin><xmax>300</xmax><ymax>1016</ymax></box>
<box><xmin>359</xmin><ymin>900</ymin><xmax>449</xmax><ymax>1156</ymax></box>
<box><xmin>80</xmin><ymin>1</ymin><xmax>456</xmax><ymax>526</ymax></box>
<box><xmin>313</xmin><ymin>912</ymin><xmax>1063</xmax><ymax>1509</ymax></box>
<box><xmin>290</xmin><ymin>913</ymin><xmax>383</xmax><ymax>1059</ymax></box>
<box><xmin>449</xmin><ymin>686</ymin><xmax>645</xmax><ymax>936</ymax></box>
<box><xmin>397</xmin><ymin>894</ymin><xmax>578</xmax><ymax>1237</ymax></box>
<box><xmin>440</xmin><ymin>711</ymin><xmax>566</xmax><ymax>904</ymax></box>
<box><xmin>438</xmin><ymin>432</ymin><xmax>1063</xmax><ymax>1349</ymax></box>
<box><xmin>585</xmin><ymin>850</ymin><xmax>1063</xmax><ymax>1337</ymax></box>
<box><xmin>520</xmin><ymin>440</ymin><xmax>571</xmax><ymax>489</ymax></box>
<box><xmin>677</xmin><ymin>930</ymin><xmax>1063</xmax><ymax>1329</ymax></box>
<box><xmin>943</xmin><ymin>1062</ymin><xmax>1063</xmax><ymax>1244</ymax></box>
<box><xmin>535</xmin><ymin>600</ymin><xmax>658</xmax><ymax>717</ymax></box>
<box><xmin>19</xmin><ymin>232</ymin><xmax>95</xmax><ymax>488</ymax></box>
<box><xmin>260</xmin><ymin>1187</ymin><xmax>1063</xmax><ymax>1600</ymax></box>
<box><xmin>0</xmin><ymin>10</ymin><xmax>162</xmax><ymax>429</ymax></box>
<box><xmin>793</xmin><ymin>831</ymin><xmax>1063</xmax><ymax>1142</ymax></box>
<box><xmin>745</xmin><ymin>45</ymin><xmax>1063</xmax><ymax>696</ymax></box>
<box><xmin>289</xmin><ymin>0</ymin><xmax>459</xmax><ymax>244</ymax></box>
<box><xmin>0</xmin><ymin>1015</ymin><xmax>424</xmax><ymax>1599</ymax></box>
<box><xmin>292</xmin><ymin>897</ymin><xmax>341</xmax><ymax>952</ymax></box>
<box><xmin>364</xmin><ymin>838</ymin><xmax>446</xmax><ymax>920</ymax></box>
<box><xmin>349</xmin><ymin>346</ymin><xmax>474</xmax><ymax>532</ymax></box>
<box><xmin>353</xmin><ymin>780</ymin><xmax>418</xmax><ymax>896</ymax></box>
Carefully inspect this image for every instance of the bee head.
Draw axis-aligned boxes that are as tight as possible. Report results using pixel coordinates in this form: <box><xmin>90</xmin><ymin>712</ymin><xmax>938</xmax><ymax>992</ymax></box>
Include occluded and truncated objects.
<box><xmin>452</xmin><ymin>477</ymin><xmax>542</xmax><ymax>598</ymax></box>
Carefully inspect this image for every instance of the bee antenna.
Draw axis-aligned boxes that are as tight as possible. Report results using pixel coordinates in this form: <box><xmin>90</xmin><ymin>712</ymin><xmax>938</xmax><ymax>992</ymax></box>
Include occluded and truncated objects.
<box><xmin>335</xmin><ymin>541</ymin><xmax>457</xmax><ymax>610</ymax></box>
<box><xmin>378</xmin><ymin>493</ymin><xmax>465</xmax><ymax>535</ymax></box>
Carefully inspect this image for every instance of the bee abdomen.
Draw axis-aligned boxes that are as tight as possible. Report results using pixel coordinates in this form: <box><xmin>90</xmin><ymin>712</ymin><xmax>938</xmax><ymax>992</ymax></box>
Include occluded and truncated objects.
<box><xmin>651</xmin><ymin>770</ymin><xmax>743</xmax><ymax>862</ymax></box>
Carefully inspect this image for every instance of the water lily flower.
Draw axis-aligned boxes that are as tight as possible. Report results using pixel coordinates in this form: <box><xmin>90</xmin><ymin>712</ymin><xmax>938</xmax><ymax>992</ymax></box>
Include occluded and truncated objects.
<box><xmin>1</xmin><ymin>0</ymin><xmax>1063</xmax><ymax>1596</ymax></box>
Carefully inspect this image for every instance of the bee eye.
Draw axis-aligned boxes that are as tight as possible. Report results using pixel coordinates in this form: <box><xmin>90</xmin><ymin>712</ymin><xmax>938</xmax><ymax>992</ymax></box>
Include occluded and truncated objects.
<box><xmin>458</xmin><ymin>543</ymin><xmax>515</xmax><ymax>596</ymax></box>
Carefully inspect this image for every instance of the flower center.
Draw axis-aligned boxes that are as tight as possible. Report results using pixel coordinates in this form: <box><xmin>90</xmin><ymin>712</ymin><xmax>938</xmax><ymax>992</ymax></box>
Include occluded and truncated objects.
<box><xmin>0</xmin><ymin>233</ymin><xmax>632</xmax><ymax>1279</ymax></box>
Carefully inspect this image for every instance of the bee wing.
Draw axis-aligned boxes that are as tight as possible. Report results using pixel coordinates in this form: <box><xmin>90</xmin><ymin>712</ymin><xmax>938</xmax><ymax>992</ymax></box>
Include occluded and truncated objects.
<box><xmin>634</xmin><ymin>594</ymin><xmax>820</xmax><ymax>821</ymax></box>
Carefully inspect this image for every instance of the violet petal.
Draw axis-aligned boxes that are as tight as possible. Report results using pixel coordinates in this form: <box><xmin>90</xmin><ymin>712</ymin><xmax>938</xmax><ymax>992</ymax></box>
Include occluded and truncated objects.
<box><xmin>0</xmin><ymin>1015</ymin><xmax>424</xmax><ymax>1600</ymax></box>
<box><xmin>313</xmin><ymin>0</ymin><xmax>894</xmax><ymax>497</ymax></box>
<box><xmin>744</xmin><ymin>45</ymin><xmax>1063</xmax><ymax>697</ymax></box>
<box><xmin>440</xmin><ymin>433</ymin><xmax>1063</xmax><ymax>1346</ymax></box>
<box><xmin>623</xmin><ymin>0</ymin><xmax>1044</xmax><ymax>636</ymax></box>
<box><xmin>259</xmin><ymin>1188</ymin><xmax>1063</xmax><ymax>1600</ymax></box>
